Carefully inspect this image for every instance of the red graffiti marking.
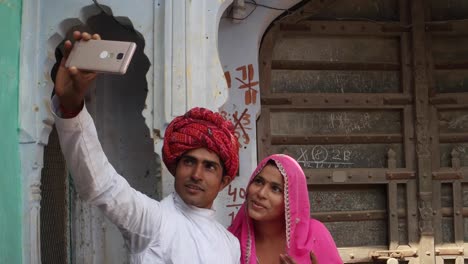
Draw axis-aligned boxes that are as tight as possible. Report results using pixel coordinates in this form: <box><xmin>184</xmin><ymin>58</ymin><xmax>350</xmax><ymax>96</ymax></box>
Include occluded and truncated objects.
<box><xmin>226</xmin><ymin>184</ymin><xmax>247</xmax><ymax>224</ymax></box>
<box><xmin>221</xmin><ymin>108</ymin><xmax>252</xmax><ymax>147</ymax></box>
<box><xmin>224</xmin><ymin>71</ymin><xmax>231</xmax><ymax>89</ymax></box>
<box><xmin>232</xmin><ymin>109</ymin><xmax>251</xmax><ymax>146</ymax></box>
<box><xmin>235</xmin><ymin>64</ymin><xmax>259</xmax><ymax>105</ymax></box>
<box><xmin>228</xmin><ymin>211</ymin><xmax>236</xmax><ymax>223</ymax></box>
<box><xmin>227</xmin><ymin>184</ymin><xmax>246</xmax><ymax>203</ymax></box>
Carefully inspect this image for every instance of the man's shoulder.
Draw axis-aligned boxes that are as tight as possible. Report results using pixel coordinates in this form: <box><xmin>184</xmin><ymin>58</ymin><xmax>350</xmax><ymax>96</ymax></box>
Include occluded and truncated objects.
<box><xmin>158</xmin><ymin>193</ymin><xmax>176</xmax><ymax>209</ymax></box>
<box><xmin>211</xmin><ymin>222</ymin><xmax>240</xmax><ymax>247</ymax></box>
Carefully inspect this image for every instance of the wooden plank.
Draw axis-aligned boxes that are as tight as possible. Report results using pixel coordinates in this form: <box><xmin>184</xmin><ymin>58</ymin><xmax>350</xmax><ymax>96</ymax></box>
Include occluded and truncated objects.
<box><xmin>257</xmin><ymin>23</ymin><xmax>277</xmax><ymax>161</ymax></box>
<box><xmin>435</xmin><ymin>61</ymin><xmax>468</xmax><ymax>69</ymax></box>
<box><xmin>404</xmin><ymin>107</ymin><xmax>415</xmax><ymax>170</ymax></box>
<box><xmin>260</xmin><ymin>98</ymin><xmax>291</xmax><ymax>105</ymax></box>
<box><xmin>257</xmin><ymin>107</ymin><xmax>271</xmax><ymax>161</ymax></box>
<box><xmin>430</xmin><ymin>96</ymin><xmax>458</xmax><ymax>105</ymax></box>
<box><xmin>306</xmin><ymin>168</ymin><xmax>412</xmax><ymax>184</ymax></box>
<box><xmin>411</xmin><ymin>1</ymin><xmax>435</xmax><ymax>262</ymax></box>
<box><xmin>433</xmin><ymin>170</ymin><xmax>464</xmax><ymax>180</ymax></box>
<box><xmin>411</xmin><ymin>0</ymin><xmax>434</xmax><ymax>233</ymax></box>
<box><xmin>271</xmin><ymin>134</ymin><xmax>403</xmax><ymax>145</ymax></box>
<box><xmin>440</xmin><ymin>207</ymin><xmax>468</xmax><ymax>217</ymax></box>
<box><xmin>388</xmin><ymin>182</ymin><xmax>399</xmax><ymax>249</ymax></box>
<box><xmin>434</xmin><ymin>104</ymin><xmax>468</xmax><ymax>110</ymax></box>
<box><xmin>435</xmin><ymin>247</ymin><xmax>464</xmax><ymax>255</ymax></box>
<box><xmin>279</xmin><ymin>21</ymin><xmax>405</xmax><ymax>36</ymax></box>
<box><xmin>261</xmin><ymin>95</ymin><xmax>411</xmax><ymax>108</ymax></box>
<box><xmin>400</xmin><ymin>49</ymin><xmax>411</xmax><ymax>98</ymax></box>
<box><xmin>270</xmin><ymin>69</ymin><xmax>400</xmax><ymax>93</ymax></box>
<box><xmin>387</xmin><ymin>171</ymin><xmax>416</xmax><ymax>180</ymax></box>
<box><xmin>258</xmin><ymin>23</ymin><xmax>278</xmax><ymax>97</ymax></box>
<box><xmin>430</xmin><ymin>20</ymin><xmax>468</xmax><ymax>36</ymax></box>
<box><xmin>452</xmin><ymin>181</ymin><xmax>464</xmax><ymax>245</ymax></box>
<box><xmin>434</xmin><ymin>181</ymin><xmax>442</xmax><ymax>245</ymax></box>
<box><xmin>439</xmin><ymin>133</ymin><xmax>468</xmax><ymax>143</ymax></box>
<box><xmin>339</xmin><ymin>246</ymin><xmax>388</xmax><ymax>263</ymax></box>
<box><xmin>399</xmin><ymin>0</ymin><xmax>419</xmax><ymax>258</ymax></box>
<box><xmin>276</xmin><ymin>144</ymin><xmax>404</xmax><ymax>169</ymax></box>
<box><xmin>271</xmin><ymin>60</ymin><xmax>400</xmax><ymax>71</ymax></box>
<box><xmin>279</xmin><ymin>0</ymin><xmax>338</xmax><ymax>25</ymax></box>
<box><xmin>430</xmin><ymin>107</ymin><xmax>441</xmax><ymax>176</ymax></box>
<box><xmin>312</xmin><ymin>209</ymin><xmax>387</xmax><ymax>222</ymax></box>
<box><xmin>431</xmin><ymin>94</ymin><xmax>468</xmax><ymax>107</ymax></box>
<box><xmin>407</xmin><ymin>180</ymin><xmax>419</xmax><ymax>244</ymax></box>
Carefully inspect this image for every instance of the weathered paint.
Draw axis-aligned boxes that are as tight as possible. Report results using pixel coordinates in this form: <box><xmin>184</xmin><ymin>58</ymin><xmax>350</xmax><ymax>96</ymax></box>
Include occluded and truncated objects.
<box><xmin>216</xmin><ymin>0</ymin><xmax>302</xmax><ymax>226</ymax></box>
<box><xmin>20</xmin><ymin>0</ymin><xmax>236</xmax><ymax>262</ymax></box>
<box><xmin>19</xmin><ymin>1</ymin><xmax>157</xmax><ymax>262</ymax></box>
<box><xmin>0</xmin><ymin>0</ymin><xmax>23</xmax><ymax>263</ymax></box>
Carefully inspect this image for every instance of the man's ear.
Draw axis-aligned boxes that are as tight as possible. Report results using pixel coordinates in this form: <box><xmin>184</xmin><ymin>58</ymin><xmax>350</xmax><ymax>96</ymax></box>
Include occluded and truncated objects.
<box><xmin>219</xmin><ymin>175</ymin><xmax>231</xmax><ymax>191</ymax></box>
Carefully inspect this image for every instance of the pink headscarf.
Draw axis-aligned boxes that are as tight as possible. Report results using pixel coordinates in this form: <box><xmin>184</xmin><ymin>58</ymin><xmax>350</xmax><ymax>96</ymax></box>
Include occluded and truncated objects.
<box><xmin>228</xmin><ymin>154</ymin><xmax>343</xmax><ymax>264</ymax></box>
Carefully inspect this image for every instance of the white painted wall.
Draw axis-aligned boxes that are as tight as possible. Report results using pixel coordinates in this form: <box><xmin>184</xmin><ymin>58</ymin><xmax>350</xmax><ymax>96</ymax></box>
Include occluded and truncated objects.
<box><xmin>214</xmin><ymin>0</ymin><xmax>302</xmax><ymax>226</ymax></box>
<box><xmin>19</xmin><ymin>0</ymin><xmax>302</xmax><ymax>262</ymax></box>
<box><xmin>20</xmin><ymin>1</ymin><xmax>157</xmax><ymax>262</ymax></box>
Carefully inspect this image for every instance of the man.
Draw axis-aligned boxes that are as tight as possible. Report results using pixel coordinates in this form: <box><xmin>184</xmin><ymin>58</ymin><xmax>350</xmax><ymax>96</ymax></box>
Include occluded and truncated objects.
<box><xmin>53</xmin><ymin>31</ymin><xmax>240</xmax><ymax>263</ymax></box>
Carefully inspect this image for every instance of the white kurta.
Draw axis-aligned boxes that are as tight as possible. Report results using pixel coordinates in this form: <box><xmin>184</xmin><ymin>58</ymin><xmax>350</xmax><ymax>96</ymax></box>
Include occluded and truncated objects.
<box><xmin>52</xmin><ymin>97</ymin><xmax>240</xmax><ymax>264</ymax></box>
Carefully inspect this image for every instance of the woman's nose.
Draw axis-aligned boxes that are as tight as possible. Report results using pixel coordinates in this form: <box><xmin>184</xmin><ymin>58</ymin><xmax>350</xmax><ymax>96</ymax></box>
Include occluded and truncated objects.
<box><xmin>257</xmin><ymin>185</ymin><xmax>267</xmax><ymax>198</ymax></box>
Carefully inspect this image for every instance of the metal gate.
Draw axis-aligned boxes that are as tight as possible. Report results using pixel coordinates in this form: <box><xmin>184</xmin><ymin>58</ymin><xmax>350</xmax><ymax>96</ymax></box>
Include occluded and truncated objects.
<box><xmin>257</xmin><ymin>0</ymin><xmax>468</xmax><ymax>263</ymax></box>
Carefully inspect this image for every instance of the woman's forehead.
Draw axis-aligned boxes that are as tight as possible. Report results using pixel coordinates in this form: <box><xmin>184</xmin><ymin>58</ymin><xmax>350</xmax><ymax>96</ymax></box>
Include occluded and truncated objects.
<box><xmin>256</xmin><ymin>164</ymin><xmax>284</xmax><ymax>184</ymax></box>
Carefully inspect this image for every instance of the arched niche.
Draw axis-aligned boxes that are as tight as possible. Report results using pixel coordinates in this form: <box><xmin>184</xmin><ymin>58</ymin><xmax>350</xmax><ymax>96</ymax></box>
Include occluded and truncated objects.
<box><xmin>40</xmin><ymin>5</ymin><xmax>161</xmax><ymax>263</ymax></box>
<box><xmin>19</xmin><ymin>0</ymin><xmax>234</xmax><ymax>262</ymax></box>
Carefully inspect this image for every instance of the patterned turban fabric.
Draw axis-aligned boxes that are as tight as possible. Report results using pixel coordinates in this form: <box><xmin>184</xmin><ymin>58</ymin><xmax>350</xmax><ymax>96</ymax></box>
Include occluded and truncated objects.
<box><xmin>162</xmin><ymin>107</ymin><xmax>240</xmax><ymax>179</ymax></box>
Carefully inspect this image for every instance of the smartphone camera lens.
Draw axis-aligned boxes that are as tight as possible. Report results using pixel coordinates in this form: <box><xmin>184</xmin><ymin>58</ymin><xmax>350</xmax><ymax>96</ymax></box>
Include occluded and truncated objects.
<box><xmin>117</xmin><ymin>53</ymin><xmax>124</xmax><ymax>60</ymax></box>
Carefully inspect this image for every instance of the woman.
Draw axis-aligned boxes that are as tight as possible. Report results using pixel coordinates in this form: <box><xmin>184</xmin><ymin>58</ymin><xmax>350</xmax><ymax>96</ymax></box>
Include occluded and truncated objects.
<box><xmin>229</xmin><ymin>154</ymin><xmax>342</xmax><ymax>264</ymax></box>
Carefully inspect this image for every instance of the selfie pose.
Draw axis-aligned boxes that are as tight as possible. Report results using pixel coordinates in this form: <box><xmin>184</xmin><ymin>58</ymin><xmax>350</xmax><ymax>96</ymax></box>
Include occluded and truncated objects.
<box><xmin>53</xmin><ymin>31</ymin><xmax>240</xmax><ymax>263</ymax></box>
<box><xmin>229</xmin><ymin>154</ymin><xmax>343</xmax><ymax>264</ymax></box>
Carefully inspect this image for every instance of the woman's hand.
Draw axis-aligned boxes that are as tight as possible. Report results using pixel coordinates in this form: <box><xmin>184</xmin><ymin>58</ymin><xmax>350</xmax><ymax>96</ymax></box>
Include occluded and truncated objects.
<box><xmin>310</xmin><ymin>251</ymin><xmax>318</xmax><ymax>264</ymax></box>
<box><xmin>278</xmin><ymin>252</ymin><xmax>318</xmax><ymax>264</ymax></box>
<box><xmin>55</xmin><ymin>31</ymin><xmax>100</xmax><ymax>113</ymax></box>
<box><xmin>279</xmin><ymin>254</ymin><xmax>297</xmax><ymax>264</ymax></box>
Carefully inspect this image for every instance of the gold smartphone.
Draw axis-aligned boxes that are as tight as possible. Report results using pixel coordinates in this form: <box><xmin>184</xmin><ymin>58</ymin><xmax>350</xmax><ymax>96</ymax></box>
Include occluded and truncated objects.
<box><xmin>65</xmin><ymin>39</ymin><xmax>137</xmax><ymax>75</ymax></box>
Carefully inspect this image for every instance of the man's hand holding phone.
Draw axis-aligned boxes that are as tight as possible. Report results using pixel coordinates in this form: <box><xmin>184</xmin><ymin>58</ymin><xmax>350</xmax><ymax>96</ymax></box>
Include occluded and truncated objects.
<box><xmin>55</xmin><ymin>31</ymin><xmax>136</xmax><ymax>118</ymax></box>
<box><xmin>55</xmin><ymin>31</ymin><xmax>100</xmax><ymax>116</ymax></box>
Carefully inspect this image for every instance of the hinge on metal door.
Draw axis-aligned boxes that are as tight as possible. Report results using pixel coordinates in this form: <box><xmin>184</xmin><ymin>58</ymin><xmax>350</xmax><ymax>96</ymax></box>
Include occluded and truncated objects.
<box><xmin>371</xmin><ymin>249</ymin><xmax>418</xmax><ymax>260</ymax></box>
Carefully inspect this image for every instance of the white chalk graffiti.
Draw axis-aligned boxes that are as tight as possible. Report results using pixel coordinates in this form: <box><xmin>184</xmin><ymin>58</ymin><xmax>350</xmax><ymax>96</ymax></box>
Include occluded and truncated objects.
<box><xmin>328</xmin><ymin>112</ymin><xmax>372</xmax><ymax>134</ymax></box>
<box><xmin>448</xmin><ymin>114</ymin><xmax>468</xmax><ymax>130</ymax></box>
<box><xmin>297</xmin><ymin>146</ymin><xmax>354</xmax><ymax>168</ymax></box>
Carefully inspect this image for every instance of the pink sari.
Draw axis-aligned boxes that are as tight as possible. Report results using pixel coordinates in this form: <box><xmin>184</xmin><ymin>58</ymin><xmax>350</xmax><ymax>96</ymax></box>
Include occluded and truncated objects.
<box><xmin>228</xmin><ymin>154</ymin><xmax>343</xmax><ymax>264</ymax></box>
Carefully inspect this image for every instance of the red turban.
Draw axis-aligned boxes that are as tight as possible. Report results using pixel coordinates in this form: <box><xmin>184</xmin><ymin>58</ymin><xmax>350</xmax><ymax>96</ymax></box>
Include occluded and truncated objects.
<box><xmin>162</xmin><ymin>107</ymin><xmax>239</xmax><ymax>179</ymax></box>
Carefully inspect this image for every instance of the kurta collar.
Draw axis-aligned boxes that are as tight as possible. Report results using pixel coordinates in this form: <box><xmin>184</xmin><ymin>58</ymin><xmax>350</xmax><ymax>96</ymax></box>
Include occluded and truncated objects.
<box><xmin>172</xmin><ymin>192</ymin><xmax>216</xmax><ymax>219</ymax></box>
